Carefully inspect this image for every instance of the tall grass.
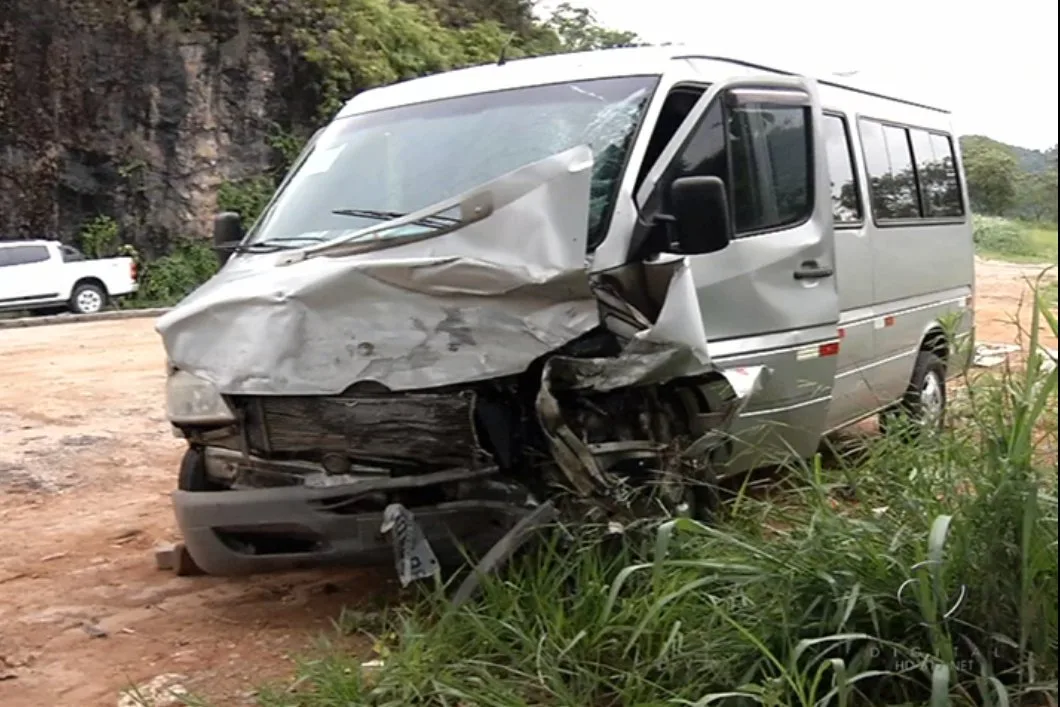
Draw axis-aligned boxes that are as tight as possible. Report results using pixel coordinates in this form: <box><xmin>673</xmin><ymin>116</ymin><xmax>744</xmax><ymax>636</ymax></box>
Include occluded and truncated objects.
<box><xmin>261</xmin><ymin>289</ymin><xmax>1058</xmax><ymax>707</ymax></box>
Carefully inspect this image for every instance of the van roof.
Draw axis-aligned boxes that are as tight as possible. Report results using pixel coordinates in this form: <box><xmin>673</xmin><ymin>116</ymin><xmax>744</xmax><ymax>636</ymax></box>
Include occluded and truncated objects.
<box><xmin>337</xmin><ymin>45</ymin><xmax>950</xmax><ymax>118</ymax></box>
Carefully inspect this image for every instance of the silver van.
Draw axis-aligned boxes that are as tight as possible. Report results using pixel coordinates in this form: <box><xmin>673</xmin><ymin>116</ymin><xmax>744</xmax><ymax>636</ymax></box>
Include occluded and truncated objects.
<box><xmin>157</xmin><ymin>46</ymin><xmax>975</xmax><ymax>576</ymax></box>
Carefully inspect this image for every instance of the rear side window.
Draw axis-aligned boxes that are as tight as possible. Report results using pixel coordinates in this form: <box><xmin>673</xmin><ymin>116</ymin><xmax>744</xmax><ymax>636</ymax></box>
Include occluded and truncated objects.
<box><xmin>728</xmin><ymin>103</ymin><xmax>813</xmax><ymax>233</ymax></box>
<box><xmin>61</xmin><ymin>245</ymin><xmax>86</xmax><ymax>262</ymax></box>
<box><xmin>0</xmin><ymin>245</ymin><xmax>49</xmax><ymax>266</ymax></box>
<box><xmin>910</xmin><ymin>130</ymin><xmax>964</xmax><ymax>217</ymax></box>
<box><xmin>822</xmin><ymin>114</ymin><xmax>862</xmax><ymax>224</ymax></box>
<box><xmin>859</xmin><ymin>119</ymin><xmax>918</xmax><ymax>219</ymax></box>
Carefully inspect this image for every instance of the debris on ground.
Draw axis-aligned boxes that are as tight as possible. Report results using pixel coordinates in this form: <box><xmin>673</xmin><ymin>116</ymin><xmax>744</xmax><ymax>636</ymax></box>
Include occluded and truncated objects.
<box><xmin>154</xmin><ymin>542</ymin><xmax>204</xmax><ymax>576</ymax></box>
<box><xmin>974</xmin><ymin>342</ymin><xmax>1058</xmax><ymax>371</ymax></box>
<box><xmin>973</xmin><ymin>342</ymin><xmax>1021</xmax><ymax>367</ymax></box>
<box><xmin>82</xmin><ymin>622</ymin><xmax>109</xmax><ymax>639</ymax></box>
<box><xmin>117</xmin><ymin>673</ymin><xmax>189</xmax><ymax>707</ymax></box>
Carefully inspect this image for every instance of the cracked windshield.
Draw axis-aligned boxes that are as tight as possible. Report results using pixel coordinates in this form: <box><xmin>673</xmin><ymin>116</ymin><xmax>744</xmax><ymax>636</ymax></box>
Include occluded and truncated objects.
<box><xmin>246</xmin><ymin>76</ymin><xmax>656</xmax><ymax>248</ymax></box>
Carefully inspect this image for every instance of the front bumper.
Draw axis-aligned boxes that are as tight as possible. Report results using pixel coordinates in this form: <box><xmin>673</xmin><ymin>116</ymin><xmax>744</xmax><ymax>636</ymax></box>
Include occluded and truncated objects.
<box><xmin>173</xmin><ymin>486</ymin><xmax>531</xmax><ymax>576</ymax></box>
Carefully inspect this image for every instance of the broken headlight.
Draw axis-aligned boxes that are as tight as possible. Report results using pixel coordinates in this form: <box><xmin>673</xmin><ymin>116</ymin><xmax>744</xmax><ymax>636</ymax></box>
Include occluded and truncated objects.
<box><xmin>165</xmin><ymin>369</ymin><xmax>236</xmax><ymax>425</ymax></box>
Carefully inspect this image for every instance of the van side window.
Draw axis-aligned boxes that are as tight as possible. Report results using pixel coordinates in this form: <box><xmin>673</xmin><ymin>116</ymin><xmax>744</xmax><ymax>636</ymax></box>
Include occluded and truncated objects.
<box><xmin>859</xmin><ymin>119</ymin><xmax>919</xmax><ymax>220</ymax></box>
<box><xmin>728</xmin><ymin>103</ymin><xmax>812</xmax><ymax>233</ymax></box>
<box><xmin>822</xmin><ymin>114</ymin><xmax>861</xmax><ymax>224</ymax></box>
<box><xmin>910</xmin><ymin>129</ymin><xmax>964</xmax><ymax>218</ymax></box>
<box><xmin>636</xmin><ymin>87</ymin><xmax>706</xmax><ymax>187</ymax></box>
<box><xmin>670</xmin><ymin>100</ymin><xmax>812</xmax><ymax>235</ymax></box>
<box><xmin>674</xmin><ymin>100</ymin><xmax>727</xmax><ymax>177</ymax></box>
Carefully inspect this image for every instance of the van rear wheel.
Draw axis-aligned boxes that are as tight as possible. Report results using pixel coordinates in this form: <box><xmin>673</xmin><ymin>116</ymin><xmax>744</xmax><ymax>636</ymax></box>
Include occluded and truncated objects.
<box><xmin>880</xmin><ymin>350</ymin><xmax>947</xmax><ymax>439</ymax></box>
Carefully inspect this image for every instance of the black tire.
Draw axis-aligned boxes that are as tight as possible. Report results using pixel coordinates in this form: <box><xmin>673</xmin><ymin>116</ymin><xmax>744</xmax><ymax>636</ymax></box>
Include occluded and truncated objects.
<box><xmin>70</xmin><ymin>282</ymin><xmax>107</xmax><ymax>314</ymax></box>
<box><xmin>880</xmin><ymin>349</ymin><xmax>947</xmax><ymax>439</ymax></box>
<box><xmin>178</xmin><ymin>447</ymin><xmax>225</xmax><ymax>491</ymax></box>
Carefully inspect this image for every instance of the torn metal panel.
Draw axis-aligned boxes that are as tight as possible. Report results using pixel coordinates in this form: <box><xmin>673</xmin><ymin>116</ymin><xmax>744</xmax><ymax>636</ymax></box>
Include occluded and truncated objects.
<box><xmin>534</xmin><ymin>255</ymin><xmax>766</xmax><ymax>501</ymax></box>
<box><xmin>553</xmin><ymin>258</ymin><xmax>714</xmax><ymax>397</ymax></box>
<box><xmin>156</xmin><ymin>147</ymin><xmax>598</xmax><ymax>395</ymax></box>
<box><xmin>679</xmin><ymin>366</ymin><xmax>765</xmax><ymax>462</ymax></box>
<box><xmin>536</xmin><ymin>356</ymin><xmax>765</xmax><ymax>501</ymax></box>
<box><xmin>381</xmin><ymin>504</ymin><xmax>441</xmax><ymax>587</ymax></box>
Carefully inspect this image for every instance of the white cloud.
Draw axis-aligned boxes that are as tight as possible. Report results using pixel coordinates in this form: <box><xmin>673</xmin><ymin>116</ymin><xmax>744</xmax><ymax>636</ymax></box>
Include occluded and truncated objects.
<box><xmin>536</xmin><ymin>0</ymin><xmax>1058</xmax><ymax>149</ymax></box>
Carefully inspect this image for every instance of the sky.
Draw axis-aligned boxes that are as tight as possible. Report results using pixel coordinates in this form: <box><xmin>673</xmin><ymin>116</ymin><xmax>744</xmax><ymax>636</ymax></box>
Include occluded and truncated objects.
<box><xmin>537</xmin><ymin>0</ymin><xmax>1058</xmax><ymax>150</ymax></box>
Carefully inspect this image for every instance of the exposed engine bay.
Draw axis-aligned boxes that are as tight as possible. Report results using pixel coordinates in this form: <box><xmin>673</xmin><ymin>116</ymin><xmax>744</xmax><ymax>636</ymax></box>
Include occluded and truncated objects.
<box><xmin>183</xmin><ymin>325</ymin><xmax>752</xmax><ymax>520</ymax></box>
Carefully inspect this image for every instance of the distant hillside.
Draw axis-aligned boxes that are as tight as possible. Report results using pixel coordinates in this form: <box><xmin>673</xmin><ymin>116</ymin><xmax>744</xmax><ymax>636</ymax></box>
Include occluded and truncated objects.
<box><xmin>960</xmin><ymin>135</ymin><xmax>1057</xmax><ymax>221</ymax></box>
<box><xmin>961</xmin><ymin>135</ymin><xmax>1057</xmax><ymax>174</ymax></box>
<box><xmin>1011</xmin><ymin>144</ymin><xmax>1051</xmax><ymax>173</ymax></box>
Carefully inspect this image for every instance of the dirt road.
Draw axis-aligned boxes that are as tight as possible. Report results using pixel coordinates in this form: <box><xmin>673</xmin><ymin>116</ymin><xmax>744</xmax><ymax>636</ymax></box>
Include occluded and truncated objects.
<box><xmin>973</xmin><ymin>257</ymin><xmax>1057</xmax><ymax>349</ymax></box>
<box><xmin>0</xmin><ymin>320</ymin><xmax>389</xmax><ymax>706</ymax></box>
<box><xmin>0</xmin><ymin>258</ymin><xmax>1055</xmax><ymax>706</ymax></box>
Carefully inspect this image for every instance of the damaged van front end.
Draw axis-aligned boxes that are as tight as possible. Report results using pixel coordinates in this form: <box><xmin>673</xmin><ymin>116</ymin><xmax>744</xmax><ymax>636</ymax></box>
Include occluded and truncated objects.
<box><xmin>157</xmin><ymin>80</ymin><xmax>762</xmax><ymax>579</ymax></box>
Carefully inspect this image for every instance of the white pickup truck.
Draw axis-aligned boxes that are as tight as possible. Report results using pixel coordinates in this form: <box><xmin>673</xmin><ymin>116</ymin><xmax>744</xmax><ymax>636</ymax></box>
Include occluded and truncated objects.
<box><xmin>0</xmin><ymin>240</ymin><xmax>139</xmax><ymax>315</ymax></box>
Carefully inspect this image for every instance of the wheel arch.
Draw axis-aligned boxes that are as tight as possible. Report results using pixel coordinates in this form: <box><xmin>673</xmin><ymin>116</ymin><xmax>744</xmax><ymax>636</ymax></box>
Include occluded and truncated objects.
<box><xmin>72</xmin><ymin>276</ymin><xmax>109</xmax><ymax>297</ymax></box>
<box><xmin>919</xmin><ymin>324</ymin><xmax>950</xmax><ymax>367</ymax></box>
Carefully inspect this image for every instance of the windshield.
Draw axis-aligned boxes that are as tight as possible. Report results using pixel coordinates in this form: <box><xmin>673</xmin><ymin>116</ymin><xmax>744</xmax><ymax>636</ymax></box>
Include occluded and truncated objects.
<box><xmin>245</xmin><ymin>76</ymin><xmax>657</xmax><ymax>250</ymax></box>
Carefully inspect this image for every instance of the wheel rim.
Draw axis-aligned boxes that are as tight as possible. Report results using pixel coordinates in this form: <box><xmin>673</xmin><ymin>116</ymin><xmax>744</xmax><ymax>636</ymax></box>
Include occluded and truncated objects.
<box><xmin>77</xmin><ymin>289</ymin><xmax>102</xmax><ymax>313</ymax></box>
<box><xmin>920</xmin><ymin>370</ymin><xmax>944</xmax><ymax>428</ymax></box>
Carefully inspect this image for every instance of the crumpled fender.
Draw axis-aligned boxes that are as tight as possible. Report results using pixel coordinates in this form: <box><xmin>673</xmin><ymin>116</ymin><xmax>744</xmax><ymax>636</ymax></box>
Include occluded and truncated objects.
<box><xmin>534</xmin><ymin>257</ymin><xmax>766</xmax><ymax>497</ymax></box>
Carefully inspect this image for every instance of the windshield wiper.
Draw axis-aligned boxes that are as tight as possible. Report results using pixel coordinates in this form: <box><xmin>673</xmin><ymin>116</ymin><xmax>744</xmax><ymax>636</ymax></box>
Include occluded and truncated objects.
<box><xmin>331</xmin><ymin>208</ymin><xmax>462</xmax><ymax>230</ymax></box>
<box><xmin>219</xmin><ymin>236</ymin><xmax>329</xmax><ymax>253</ymax></box>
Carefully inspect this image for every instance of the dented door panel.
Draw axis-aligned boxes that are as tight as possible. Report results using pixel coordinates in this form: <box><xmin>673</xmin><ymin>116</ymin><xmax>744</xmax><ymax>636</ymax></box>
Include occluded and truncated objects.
<box><xmin>633</xmin><ymin>76</ymin><xmax>841</xmax><ymax>465</ymax></box>
<box><xmin>708</xmin><ymin>331</ymin><xmax>838</xmax><ymax>472</ymax></box>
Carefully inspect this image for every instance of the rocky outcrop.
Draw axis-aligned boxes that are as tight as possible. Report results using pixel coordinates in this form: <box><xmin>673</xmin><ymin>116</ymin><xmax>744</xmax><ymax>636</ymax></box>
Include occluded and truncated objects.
<box><xmin>0</xmin><ymin>0</ymin><xmax>314</xmax><ymax>255</ymax></box>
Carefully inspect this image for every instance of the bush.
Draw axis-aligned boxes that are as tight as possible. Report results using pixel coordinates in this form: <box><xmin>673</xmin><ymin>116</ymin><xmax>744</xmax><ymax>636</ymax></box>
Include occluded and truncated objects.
<box><xmin>259</xmin><ymin>287</ymin><xmax>1058</xmax><ymax>707</ymax></box>
<box><xmin>127</xmin><ymin>239</ymin><xmax>218</xmax><ymax>307</ymax></box>
<box><xmin>217</xmin><ymin>175</ymin><xmax>276</xmax><ymax>227</ymax></box>
<box><xmin>972</xmin><ymin>215</ymin><xmax>1058</xmax><ymax>263</ymax></box>
<box><xmin>973</xmin><ymin>215</ymin><xmax>1031</xmax><ymax>256</ymax></box>
<box><xmin>80</xmin><ymin>214</ymin><xmax>120</xmax><ymax>258</ymax></box>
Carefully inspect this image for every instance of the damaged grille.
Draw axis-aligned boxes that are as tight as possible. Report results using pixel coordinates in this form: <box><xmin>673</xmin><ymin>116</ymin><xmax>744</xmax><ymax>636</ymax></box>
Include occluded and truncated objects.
<box><xmin>254</xmin><ymin>390</ymin><xmax>490</xmax><ymax>470</ymax></box>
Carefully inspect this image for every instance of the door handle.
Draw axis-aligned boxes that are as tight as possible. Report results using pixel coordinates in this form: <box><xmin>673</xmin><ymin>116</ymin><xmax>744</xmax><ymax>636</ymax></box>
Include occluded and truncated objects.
<box><xmin>793</xmin><ymin>261</ymin><xmax>834</xmax><ymax>280</ymax></box>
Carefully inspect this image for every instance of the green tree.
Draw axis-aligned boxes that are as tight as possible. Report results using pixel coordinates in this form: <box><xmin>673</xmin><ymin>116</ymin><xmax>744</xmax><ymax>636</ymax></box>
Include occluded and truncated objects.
<box><xmin>961</xmin><ymin>135</ymin><xmax>1020</xmax><ymax>215</ymax></box>
<box><xmin>1015</xmin><ymin>169</ymin><xmax>1058</xmax><ymax>222</ymax></box>
<box><xmin>242</xmin><ymin>0</ymin><xmax>514</xmax><ymax>118</ymax></box>
<box><xmin>80</xmin><ymin>215</ymin><xmax>120</xmax><ymax>258</ymax></box>
<box><xmin>544</xmin><ymin>2</ymin><xmax>640</xmax><ymax>52</ymax></box>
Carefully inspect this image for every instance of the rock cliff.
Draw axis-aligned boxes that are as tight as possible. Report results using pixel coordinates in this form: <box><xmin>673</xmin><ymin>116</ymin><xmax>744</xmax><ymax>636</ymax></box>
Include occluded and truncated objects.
<box><xmin>0</xmin><ymin>0</ymin><xmax>316</xmax><ymax>255</ymax></box>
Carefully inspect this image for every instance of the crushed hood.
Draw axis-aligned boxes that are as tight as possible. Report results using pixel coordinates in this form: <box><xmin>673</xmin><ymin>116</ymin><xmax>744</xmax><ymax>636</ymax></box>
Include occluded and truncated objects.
<box><xmin>156</xmin><ymin>146</ymin><xmax>599</xmax><ymax>395</ymax></box>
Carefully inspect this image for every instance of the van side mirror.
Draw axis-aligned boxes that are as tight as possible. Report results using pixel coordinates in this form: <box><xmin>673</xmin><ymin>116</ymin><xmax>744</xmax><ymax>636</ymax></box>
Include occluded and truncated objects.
<box><xmin>212</xmin><ymin>212</ymin><xmax>244</xmax><ymax>264</ymax></box>
<box><xmin>667</xmin><ymin>176</ymin><xmax>732</xmax><ymax>255</ymax></box>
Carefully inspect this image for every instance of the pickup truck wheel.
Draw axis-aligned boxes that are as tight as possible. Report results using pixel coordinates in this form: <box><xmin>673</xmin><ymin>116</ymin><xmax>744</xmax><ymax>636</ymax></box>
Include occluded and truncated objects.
<box><xmin>178</xmin><ymin>447</ymin><xmax>225</xmax><ymax>491</ymax></box>
<box><xmin>880</xmin><ymin>350</ymin><xmax>947</xmax><ymax>440</ymax></box>
<box><xmin>70</xmin><ymin>283</ymin><xmax>106</xmax><ymax>314</ymax></box>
